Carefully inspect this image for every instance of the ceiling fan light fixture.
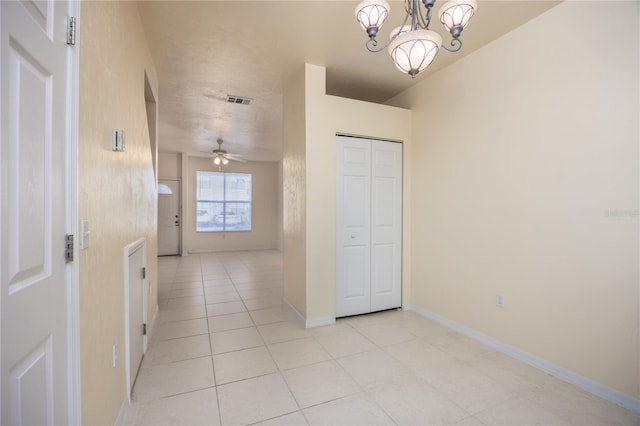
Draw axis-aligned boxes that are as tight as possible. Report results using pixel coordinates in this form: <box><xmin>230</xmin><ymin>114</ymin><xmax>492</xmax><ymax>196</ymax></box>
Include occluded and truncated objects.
<box><xmin>211</xmin><ymin>138</ymin><xmax>245</xmax><ymax>167</ymax></box>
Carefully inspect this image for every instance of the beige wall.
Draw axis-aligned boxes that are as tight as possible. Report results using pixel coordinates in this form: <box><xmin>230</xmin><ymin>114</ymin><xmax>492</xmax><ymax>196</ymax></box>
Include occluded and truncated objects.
<box><xmin>283</xmin><ymin>65</ymin><xmax>307</xmax><ymax>315</ymax></box>
<box><xmin>389</xmin><ymin>1</ymin><xmax>639</xmax><ymax>400</ymax></box>
<box><xmin>78</xmin><ymin>2</ymin><xmax>159</xmax><ymax>424</ymax></box>
<box><xmin>283</xmin><ymin>64</ymin><xmax>412</xmax><ymax>324</ymax></box>
<box><xmin>158</xmin><ymin>152</ymin><xmax>181</xmax><ymax>179</ymax></box>
<box><xmin>183</xmin><ymin>157</ymin><xmax>279</xmax><ymax>252</ymax></box>
<box><xmin>157</xmin><ymin>152</ymin><xmax>281</xmax><ymax>254</ymax></box>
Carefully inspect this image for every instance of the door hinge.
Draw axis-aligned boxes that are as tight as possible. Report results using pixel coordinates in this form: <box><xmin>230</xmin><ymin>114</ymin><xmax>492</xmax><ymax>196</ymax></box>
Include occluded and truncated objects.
<box><xmin>66</xmin><ymin>17</ymin><xmax>76</xmax><ymax>45</ymax></box>
<box><xmin>143</xmin><ymin>323</ymin><xmax>147</xmax><ymax>335</ymax></box>
<box><xmin>65</xmin><ymin>234</ymin><xmax>74</xmax><ymax>263</ymax></box>
<box><xmin>141</xmin><ymin>267</ymin><xmax>146</xmax><ymax>279</ymax></box>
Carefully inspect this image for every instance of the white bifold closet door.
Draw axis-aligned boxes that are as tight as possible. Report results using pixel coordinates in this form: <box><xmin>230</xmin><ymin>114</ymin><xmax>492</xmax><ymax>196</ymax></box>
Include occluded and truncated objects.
<box><xmin>336</xmin><ymin>135</ymin><xmax>402</xmax><ymax>317</ymax></box>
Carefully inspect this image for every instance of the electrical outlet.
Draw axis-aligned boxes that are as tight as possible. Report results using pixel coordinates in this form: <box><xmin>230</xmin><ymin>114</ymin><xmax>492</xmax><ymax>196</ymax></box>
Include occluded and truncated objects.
<box><xmin>112</xmin><ymin>344</ymin><xmax>118</xmax><ymax>367</ymax></box>
<box><xmin>496</xmin><ymin>294</ymin><xmax>505</xmax><ymax>308</ymax></box>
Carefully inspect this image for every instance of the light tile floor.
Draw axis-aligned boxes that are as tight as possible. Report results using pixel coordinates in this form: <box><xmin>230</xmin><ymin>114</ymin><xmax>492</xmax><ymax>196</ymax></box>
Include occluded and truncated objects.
<box><xmin>120</xmin><ymin>250</ymin><xmax>639</xmax><ymax>426</ymax></box>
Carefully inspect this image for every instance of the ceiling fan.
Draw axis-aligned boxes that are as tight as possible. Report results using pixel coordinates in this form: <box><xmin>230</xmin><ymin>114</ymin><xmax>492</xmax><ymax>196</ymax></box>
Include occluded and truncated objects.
<box><xmin>210</xmin><ymin>138</ymin><xmax>246</xmax><ymax>166</ymax></box>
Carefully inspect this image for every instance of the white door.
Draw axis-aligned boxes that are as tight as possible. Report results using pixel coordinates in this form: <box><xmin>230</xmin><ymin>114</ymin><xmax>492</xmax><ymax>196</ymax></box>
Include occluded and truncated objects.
<box><xmin>370</xmin><ymin>140</ymin><xmax>403</xmax><ymax>311</ymax></box>
<box><xmin>1</xmin><ymin>1</ymin><xmax>72</xmax><ymax>424</ymax></box>
<box><xmin>127</xmin><ymin>245</ymin><xmax>145</xmax><ymax>397</ymax></box>
<box><xmin>158</xmin><ymin>179</ymin><xmax>180</xmax><ymax>255</ymax></box>
<box><xmin>336</xmin><ymin>136</ymin><xmax>402</xmax><ymax>317</ymax></box>
<box><xmin>336</xmin><ymin>138</ymin><xmax>372</xmax><ymax>317</ymax></box>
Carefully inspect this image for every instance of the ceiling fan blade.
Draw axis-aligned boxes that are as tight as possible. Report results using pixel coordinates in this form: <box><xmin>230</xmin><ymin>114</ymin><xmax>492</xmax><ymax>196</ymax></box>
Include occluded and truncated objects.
<box><xmin>224</xmin><ymin>154</ymin><xmax>246</xmax><ymax>163</ymax></box>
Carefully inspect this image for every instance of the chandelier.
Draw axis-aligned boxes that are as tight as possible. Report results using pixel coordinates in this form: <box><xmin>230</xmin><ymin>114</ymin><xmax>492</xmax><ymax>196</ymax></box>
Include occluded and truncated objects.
<box><xmin>355</xmin><ymin>0</ymin><xmax>477</xmax><ymax>78</ymax></box>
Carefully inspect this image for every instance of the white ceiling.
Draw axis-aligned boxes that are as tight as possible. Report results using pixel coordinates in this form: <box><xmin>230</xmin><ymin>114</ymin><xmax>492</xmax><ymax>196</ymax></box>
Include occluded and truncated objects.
<box><xmin>137</xmin><ymin>0</ymin><xmax>560</xmax><ymax>162</ymax></box>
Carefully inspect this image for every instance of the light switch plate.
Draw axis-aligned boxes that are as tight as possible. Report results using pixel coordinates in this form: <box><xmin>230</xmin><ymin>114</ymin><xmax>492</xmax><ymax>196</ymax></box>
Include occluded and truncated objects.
<box><xmin>112</xmin><ymin>128</ymin><xmax>125</xmax><ymax>152</ymax></box>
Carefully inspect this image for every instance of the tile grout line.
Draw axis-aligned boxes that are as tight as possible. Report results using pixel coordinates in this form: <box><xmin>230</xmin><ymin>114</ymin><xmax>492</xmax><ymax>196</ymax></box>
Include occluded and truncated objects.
<box><xmin>227</xmin><ymin>256</ymin><xmax>308</xmax><ymax>425</ymax></box>
<box><xmin>196</xmin><ymin>254</ymin><xmax>224</xmax><ymax>426</ymax></box>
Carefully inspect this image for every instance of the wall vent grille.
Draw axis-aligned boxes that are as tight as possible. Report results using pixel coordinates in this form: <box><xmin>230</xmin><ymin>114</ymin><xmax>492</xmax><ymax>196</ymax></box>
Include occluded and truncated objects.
<box><xmin>226</xmin><ymin>95</ymin><xmax>252</xmax><ymax>105</ymax></box>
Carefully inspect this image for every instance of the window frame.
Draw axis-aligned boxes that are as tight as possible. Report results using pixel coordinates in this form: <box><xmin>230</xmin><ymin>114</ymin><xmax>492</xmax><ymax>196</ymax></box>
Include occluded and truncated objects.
<box><xmin>196</xmin><ymin>171</ymin><xmax>252</xmax><ymax>233</ymax></box>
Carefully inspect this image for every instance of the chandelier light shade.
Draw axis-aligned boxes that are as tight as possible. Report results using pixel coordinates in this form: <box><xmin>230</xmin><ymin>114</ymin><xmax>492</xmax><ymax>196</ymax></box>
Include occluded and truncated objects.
<box><xmin>389</xmin><ymin>25</ymin><xmax>412</xmax><ymax>39</ymax></box>
<box><xmin>355</xmin><ymin>0</ymin><xmax>391</xmax><ymax>39</ymax></box>
<box><xmin>438</xmin><ymin>0</ymin><xmax>477</xmax><ymax>37</ymax></box>
<box><xmin>355</xmin><ymin>0</ymin><xmax>477</xmax><ymax>78</ymax></box>
<box><xmin>388</xmin><ymin>30</ymin><xmax>442</xmax><ymax>78</ymax></box>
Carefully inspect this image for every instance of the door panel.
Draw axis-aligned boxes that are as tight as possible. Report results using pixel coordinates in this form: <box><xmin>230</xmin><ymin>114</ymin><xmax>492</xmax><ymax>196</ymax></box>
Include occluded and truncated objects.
<box><xmin>11</xmin><ymin>337</ymin><xmax>53</xmax><ymax>426</ymax></box>
<box><xmin>373</xmin><ymin>177</ymin><xmax>394</xmax><ymax>228</ymax></box>
<box><xmin>8</xmin><ymin>36</ymin><xmax>51</xmax><ymax>292</ymax></box>
<box><xmin>336</xmin><ymin>136</ymin><xmax>402</xmax><ymax>317</ymax></box>
<box><xmin>343</xmin><ymin>176</ymin><xmax>367</xmax><ymax>228</ymax></box>
<box><xmin>343</xmin><ymin>246</ymin><xmax>368</xmax><ymax>297</ymax></box>
<box><xmin>128</xmin><ymin>246</ymin><xmax>145</xmax><ymax>396</ymax></box>
<box><xmin>372</xmin><ymin>243</ymin><xmax>395</xmax><ymax>295</ymax></box>
<box><xmin>1</xmin><ymin>1</ymin><xmax>70</xmax><ymax>424</ymax></box>
<box><xmin>370</xmin><ymin>140</ymin><xmax>402</xmax><ymax>312</ymax></box>
<box><xmin>158</xmin><ymin>179</ymin><xmax>180</xmax><ymax>255</ymax></box>
<box><xmin>336</xmin><ymin>138</ymin><xmax>371</xmax><ymax>317</ymax></box>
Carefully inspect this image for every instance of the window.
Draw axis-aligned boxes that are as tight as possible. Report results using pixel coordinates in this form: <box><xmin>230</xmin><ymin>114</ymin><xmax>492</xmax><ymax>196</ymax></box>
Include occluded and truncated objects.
<box><xmin>196</xmin><ymin>171</ymin><xmax>252</xmax><ymax>232</ymax></box>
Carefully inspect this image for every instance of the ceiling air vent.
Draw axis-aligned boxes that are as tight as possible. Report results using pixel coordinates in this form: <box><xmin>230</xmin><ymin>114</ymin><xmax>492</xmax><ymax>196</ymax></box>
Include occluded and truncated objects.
<box><xmin>226</xmin><ymin>95</ymin><xmax>252</xmax><ymax>105</ymax></box>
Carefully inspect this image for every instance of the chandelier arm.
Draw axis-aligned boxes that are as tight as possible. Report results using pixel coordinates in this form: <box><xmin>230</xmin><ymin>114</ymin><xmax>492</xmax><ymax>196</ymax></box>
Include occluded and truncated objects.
<box><xmin>403</xmin><ymin>0</ymin><xmax>411</xmax><ymax>16</ymax></box>
<box><xmin>399</xmin><ymin>7</ymin><xmax>411</xmax><ymax>30</ymax></box>
<box><xmin>366</xmin><ymin>37</ymin><xmax>392</xmax><ymax>53</ymax></box>
<box><xmin>441</xmin><ymin>37</ymin><xmax>462</xmax><ymax>52</ymax></box>
<box><xmin>380</xmin><ymin>9</ymin><xmax>411</xmax><ymax>51</ymax></box>
<box><xmin>416</xmin><ymin>0</ymin><xmax>432</xmax><ymax>29</ymax></box>
<box><xmin>393</xmin><ymin>8</ymin><xmax>411</xmax><ymax>37</ymax></box>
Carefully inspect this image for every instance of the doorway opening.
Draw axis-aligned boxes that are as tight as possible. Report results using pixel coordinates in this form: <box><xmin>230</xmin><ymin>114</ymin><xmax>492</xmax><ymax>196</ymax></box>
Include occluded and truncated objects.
<box><xmin>158</xmin><ymin>179</ymin><xmax>181</xmax><ymax>256</ymax></box>
<box><xmin>144</xmin><ymin>73</ymin><xmax>157</xmax><ymax>180</ymax></box>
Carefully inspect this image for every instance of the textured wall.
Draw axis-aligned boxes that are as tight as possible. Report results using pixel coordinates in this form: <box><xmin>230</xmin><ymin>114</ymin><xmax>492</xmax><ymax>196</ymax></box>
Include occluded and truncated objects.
<box><xmin>302</xmin><ymin>64</ymin><xmax>412</xmax><ymax>323</ymax></box>
<box><xmin>282</xmin><ymin>65</ymin><xmax>307</xmax><ymax>316</ymax></box>
<box><xmin>78</xmin><ymin>2</ymin><xmax>158</xmax><ymax>424</ymax></box>
<box><xmin>158</xmin><ymin>152</ymin><xmax>181</xmax><ymax>179</ymax></box>
<box><xmin>184</xmin><ymin>157</ymin><xmax>279</xmax><ymax>252</ymax></box>
<box><xmin>389</xmin><ymin>1</ymin><xmax>639</xmax><ymax>400</ymax></box>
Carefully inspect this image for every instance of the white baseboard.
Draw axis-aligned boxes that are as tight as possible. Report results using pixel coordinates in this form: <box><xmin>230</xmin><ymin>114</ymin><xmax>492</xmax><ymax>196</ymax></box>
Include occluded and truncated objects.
<box><xmin>145</xmin><ymin>305</ymin><xmax>159</xmax><ymax>352</ymax></box>
<box><xmin>188</xmin><ymin>247</ymin><xmax>279</xmax><ymax>254</ymax></box>
<box><xmin>280</xmin><ymin>298</ymin><xmax>336</xmax><ymax>329</ymax></box>
<box><xmin>281</xmin><ymin>298</ymin><xmax>306</xmax><ymax>327</ymax></box>
<box><xmin>305</xmin><ymin>316</ymin><xmax>336</xmax><ymax>328</ymax></box>
<box><xmin>114</xmin><ymin>397</ymin><xmax>130</xmax><ymax>426</ymax></box>
<box><xmin>405</xmin><ymin>304</ymin><xmax>640</xmax><ymax>413</ymax></box>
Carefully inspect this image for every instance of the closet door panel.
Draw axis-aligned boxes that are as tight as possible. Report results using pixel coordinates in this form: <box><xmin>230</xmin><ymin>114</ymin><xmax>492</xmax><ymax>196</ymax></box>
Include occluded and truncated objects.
<box><xmin>370</xmin><ymin>140</ymin><xmax>403</xmax><ymax>312</ymax></box>
<box><xmin>336</xmin><ymin>136</ymin><xmax>402</xmax><ymax>317</ymax></box>
<box><xmin>336</xmin><ymin>137</ymin><xmax>371</xmax><ymax>317</ymax></box>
